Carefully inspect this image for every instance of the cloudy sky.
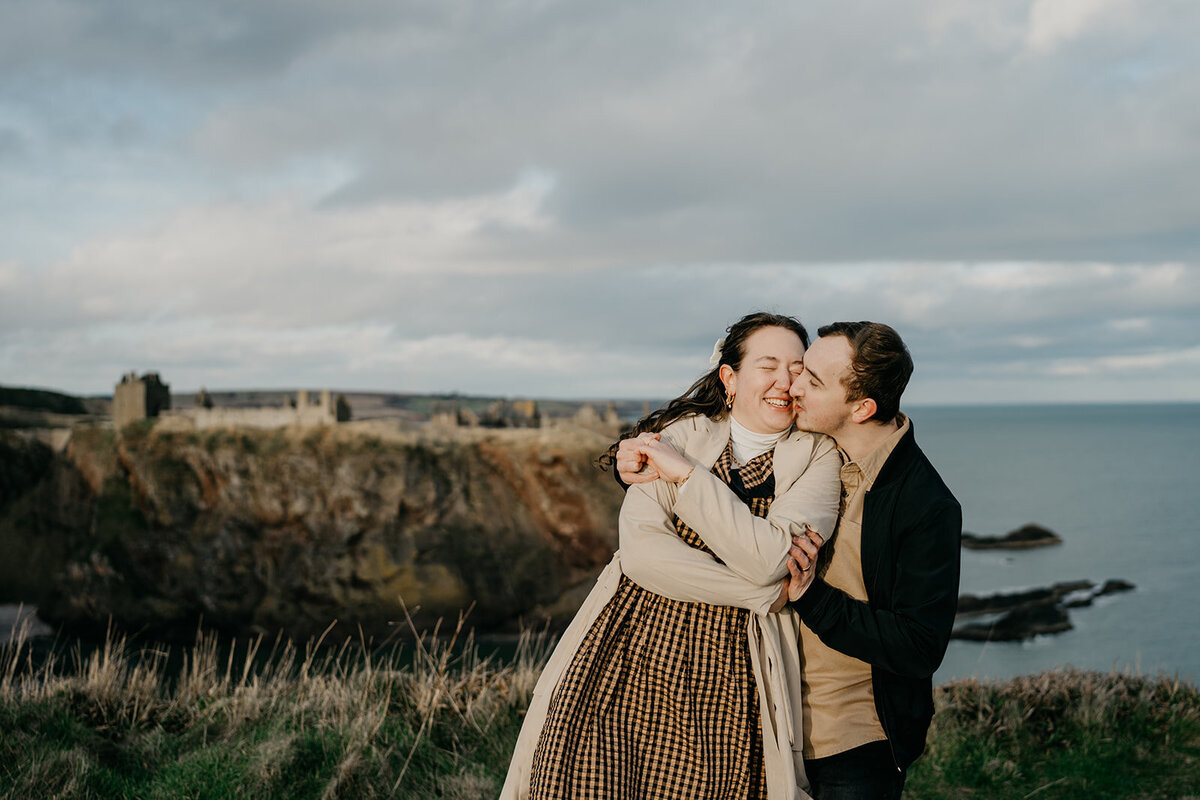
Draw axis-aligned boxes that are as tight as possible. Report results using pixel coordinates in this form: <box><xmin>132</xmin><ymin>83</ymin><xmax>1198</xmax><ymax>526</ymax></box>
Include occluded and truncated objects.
<box><xmin>1</xmin><ymin>0</ymin><xmax>1198</xmax><ymax>405</ymax></box>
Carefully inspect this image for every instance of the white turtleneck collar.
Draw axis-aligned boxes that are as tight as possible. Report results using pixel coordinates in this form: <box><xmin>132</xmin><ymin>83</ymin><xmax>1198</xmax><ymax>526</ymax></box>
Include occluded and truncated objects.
<box><xmin>728</xmin><ymin>414</ymin><xmax>790</xmax><ymax>467</ymax></box>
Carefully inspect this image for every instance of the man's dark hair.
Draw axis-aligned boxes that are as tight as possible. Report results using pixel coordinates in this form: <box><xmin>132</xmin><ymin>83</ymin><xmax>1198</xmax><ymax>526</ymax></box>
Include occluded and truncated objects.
<box><xmin>817</xmin><ymin>321</ymin><xmax>913</xmax><ymax>423</ymax></box>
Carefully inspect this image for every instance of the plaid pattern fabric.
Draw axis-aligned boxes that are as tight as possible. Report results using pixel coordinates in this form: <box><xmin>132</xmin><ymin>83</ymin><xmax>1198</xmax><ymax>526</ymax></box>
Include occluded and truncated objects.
<box><xmin>529</xmin><ymin>443</ymin><xmax>775</xmax><ymax>800</ymax></box>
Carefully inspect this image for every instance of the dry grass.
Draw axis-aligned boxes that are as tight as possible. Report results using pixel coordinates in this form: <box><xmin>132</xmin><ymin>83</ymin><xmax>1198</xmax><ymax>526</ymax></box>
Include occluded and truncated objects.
<box><xmin>933</xmin><ymin>667</ymin><xmax>1200</xmax><ymax>738</ymax></box>
<box><xmin>0</xmin><ymin>608</ymin><xmax>554</xmax><ymax>799</ymax></box>
<box><xmin>6</xmin><ymin>607</ymin><xmax>1198</xmax><ymax>800</ymax></box>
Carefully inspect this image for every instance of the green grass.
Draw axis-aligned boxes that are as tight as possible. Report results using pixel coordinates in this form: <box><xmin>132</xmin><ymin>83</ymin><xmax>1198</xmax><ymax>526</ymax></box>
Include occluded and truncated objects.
<box><xmin>906</xmin><ymin>670</ymin><xmax>1200</xmax><ymax>799</ymax></box>
<box><xmin>3</xmin><ymin>611</ymin><xmax>1197</xmax><ymax>799</ymax></box>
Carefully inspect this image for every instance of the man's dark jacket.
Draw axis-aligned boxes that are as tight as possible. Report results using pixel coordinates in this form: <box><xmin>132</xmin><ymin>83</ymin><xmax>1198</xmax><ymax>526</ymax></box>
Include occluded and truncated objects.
<box><xmin>791</xmin><ymin>424</ymin><xmax>962</xmax><ymax>771</ymax></box>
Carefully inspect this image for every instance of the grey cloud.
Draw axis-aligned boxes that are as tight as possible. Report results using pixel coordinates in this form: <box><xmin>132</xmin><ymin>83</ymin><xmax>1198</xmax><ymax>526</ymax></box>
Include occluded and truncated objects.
<box><xmin>7</xmin><ymin>261</ymin><xmax>1197</xmax><ymax>392</ymax></box>
<box><xmin>0</xmin><ymin>127</ymin><xmax>25</xmax><ymax>159</ymax></box>
<box><xmin>6</xmin><ymin>0</ymin><xmax>1199</xmax><ymax>260</ymax></box>
<box><xmin>3</xmin><ymin>2</ymin><xmax>1200</xmax><ymax>402</ymax></box>
<box><xmin>4</xmin><ymin>264</ymin><xmax>1198</xmax><ymax>402</ymax></box>
<box><xmin>0</xmin><ymin>0</ymin><xmax>396</xmax><ymax>85</ymax></box>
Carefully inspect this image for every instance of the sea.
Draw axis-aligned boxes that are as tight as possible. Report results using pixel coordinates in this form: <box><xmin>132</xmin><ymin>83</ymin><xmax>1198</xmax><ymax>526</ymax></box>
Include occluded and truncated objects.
<box><xmin>4</xmin><ymin>403</ymin><xmax>1198</xmax><ymax>685</ymax></box>
<box><xmin>912</xmin><ymin>402</ymin><xmax>1200</xmax><ymax>684</ymax></box>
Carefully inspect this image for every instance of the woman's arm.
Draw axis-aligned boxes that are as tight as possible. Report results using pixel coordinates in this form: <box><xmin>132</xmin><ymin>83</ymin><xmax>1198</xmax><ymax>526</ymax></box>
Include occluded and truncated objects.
<box><xmin>618</xmin><ymin>478</ymin><xmax>787</xmax><ymax>615</ymax></box>
<box><xmin>636</xmin><ymin>434</ymin><xmax>842</xmax><ymax>585</ymax></box>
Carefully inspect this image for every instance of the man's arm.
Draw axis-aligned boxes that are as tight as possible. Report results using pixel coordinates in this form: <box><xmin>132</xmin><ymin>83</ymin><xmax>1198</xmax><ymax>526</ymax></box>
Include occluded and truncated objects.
<box><xmin>791</xmin><ymin>497</ymin><xmax>962</xmax><ymax>678</ymax></box>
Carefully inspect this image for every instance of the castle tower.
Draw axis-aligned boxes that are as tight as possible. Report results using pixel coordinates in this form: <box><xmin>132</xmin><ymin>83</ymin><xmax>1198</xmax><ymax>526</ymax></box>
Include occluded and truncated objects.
<box><xmin>113</xmin><ymin>372</ymin><xmax>171</xmax><ymax>429</ymax></box>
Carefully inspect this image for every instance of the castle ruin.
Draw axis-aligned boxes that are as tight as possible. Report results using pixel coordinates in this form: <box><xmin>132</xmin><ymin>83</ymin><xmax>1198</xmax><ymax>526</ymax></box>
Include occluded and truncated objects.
<box><xmin>114</xmin><ymin>373</ymin><xmax>350</xmax><ymax>430</ymax></box>
<box><xmin>431</xmin><ymin>398</ymin><xmax>625</xmax><ymax>437</ymax></box>
<box><xmin>113</xmin><ymin>372</ymin><xmax>171</xmax><ymax>429</ymax></box>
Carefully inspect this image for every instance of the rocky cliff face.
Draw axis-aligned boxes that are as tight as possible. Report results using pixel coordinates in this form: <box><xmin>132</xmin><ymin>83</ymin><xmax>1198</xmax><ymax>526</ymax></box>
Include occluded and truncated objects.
<box><xmin>0</xmin><ymin>429</ymin><xmax>95</xmax><ymax>603</ymax></box>
<box><xmin>1</xmin><ymin>422</ymin><xmax>625</xmax><ymax>639</ymax></box>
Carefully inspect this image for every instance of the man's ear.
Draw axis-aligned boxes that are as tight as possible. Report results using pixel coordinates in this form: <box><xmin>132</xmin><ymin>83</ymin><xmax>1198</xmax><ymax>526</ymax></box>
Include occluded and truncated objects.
<box><xmin>850</xmin><ymin>397</ymin><xmax>877</xmax><ymax>424</ymax></box>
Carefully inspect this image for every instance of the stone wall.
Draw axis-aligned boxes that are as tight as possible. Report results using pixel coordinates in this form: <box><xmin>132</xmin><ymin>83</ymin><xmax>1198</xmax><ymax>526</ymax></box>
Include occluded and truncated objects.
<box><xmin>159</xmin><ymin>405</ymin><xmax>334</xmax><ymax>430</ymax></box>
<box><xmin>157</xmin><ymin>388</ymin><xmax>343</xmax><ymax>430</ymax></box>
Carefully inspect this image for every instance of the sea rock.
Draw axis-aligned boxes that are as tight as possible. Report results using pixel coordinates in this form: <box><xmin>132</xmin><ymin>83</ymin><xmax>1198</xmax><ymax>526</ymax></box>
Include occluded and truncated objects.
<box><xmin>1062</xmin><ymin>578</ymin><xmax>1137</xmax><ymax>608</ymax></box>
<box><xmin>952</xmin><ymin>602</ymin><xmax>1072</xmax><ymax>641</ymax></box>
<box><xmin>961</xmin><ymin>523</ymin><xmax>1063</xmax><ymax>550</ymax></box>
<box><xmin>1099</xmin><ymin>579</ymin><xmax>1135</xmax><ymax>595</ymax></box>
<box><xmin>953</xmin><ymin>578</ymin><xmax>1135</xmax><ymax>641</ymax></box>
<box><xmin>957</xmin><ymin>580</ymin><xmax>1093</xmax><ymax>617</ymax></box>
<box><xmin>2</xmin><ymin>422</ymin><xmax>626</xmax><ymax>640</ymax></box>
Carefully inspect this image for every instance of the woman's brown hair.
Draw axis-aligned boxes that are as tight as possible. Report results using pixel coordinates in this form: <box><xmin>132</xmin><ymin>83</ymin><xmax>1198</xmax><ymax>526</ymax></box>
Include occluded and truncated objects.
<box><xmin>597</xmin><ymin>311</ymin><xmax>809</xmax><ymax>470</ymax></box>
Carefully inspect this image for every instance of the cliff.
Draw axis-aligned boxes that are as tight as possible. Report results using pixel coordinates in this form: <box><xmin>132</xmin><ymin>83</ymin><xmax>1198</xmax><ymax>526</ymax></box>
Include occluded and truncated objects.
<box><xmin>0</xmin><ymin>421</ymin><xmax>625</xmax><ymax>639</ymax></box>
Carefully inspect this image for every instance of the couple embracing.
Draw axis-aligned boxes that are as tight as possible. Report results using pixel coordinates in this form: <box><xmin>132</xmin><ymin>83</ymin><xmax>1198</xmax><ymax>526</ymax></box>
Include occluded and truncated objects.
<box><xmin>503</xmin><ymin>312</ymin><xmax>962</xmax><ymax>800</ymax></box>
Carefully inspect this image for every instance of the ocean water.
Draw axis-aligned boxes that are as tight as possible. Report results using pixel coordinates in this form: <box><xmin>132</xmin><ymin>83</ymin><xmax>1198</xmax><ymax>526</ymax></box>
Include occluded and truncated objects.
<box><xmin>910</xmin><ymin>403</ymin><xmax>1200</xmax><ymax>684</ymax></box>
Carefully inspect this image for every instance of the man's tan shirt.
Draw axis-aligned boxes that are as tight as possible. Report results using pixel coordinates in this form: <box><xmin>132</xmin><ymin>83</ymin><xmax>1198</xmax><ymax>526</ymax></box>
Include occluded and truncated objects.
<box><xmin>800</xmin><ymin>414</ymin><xmax>911</xmax><ymax>759</ymax></box>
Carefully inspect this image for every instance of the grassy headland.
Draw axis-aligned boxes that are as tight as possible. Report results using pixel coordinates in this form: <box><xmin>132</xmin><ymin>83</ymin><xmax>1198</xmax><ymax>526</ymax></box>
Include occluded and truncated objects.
<box><xmin>2</xmin><ymin>615</ymin><xmax>1198</xmax><ymax>800</ymax></box>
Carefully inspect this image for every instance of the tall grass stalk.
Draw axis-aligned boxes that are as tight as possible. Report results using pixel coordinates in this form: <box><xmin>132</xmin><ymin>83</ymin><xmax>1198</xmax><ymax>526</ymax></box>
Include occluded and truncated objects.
<box><xmin>6</xmin><ymin>611</ymin><xmax>1195</xmax><ymax>800</ymax></box>
<box><xmin>0</xmin><ymin>614</ymin><xmax>554</xmax><ymax>799</ymax></box>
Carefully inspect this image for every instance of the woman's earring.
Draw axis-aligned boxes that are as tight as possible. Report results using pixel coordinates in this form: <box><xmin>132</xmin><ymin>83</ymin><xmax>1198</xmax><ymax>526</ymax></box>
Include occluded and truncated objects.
<box><xmin>725</xmin><ymin>391</ymin><xmax>735</xmax><ymax>409</ymax></box>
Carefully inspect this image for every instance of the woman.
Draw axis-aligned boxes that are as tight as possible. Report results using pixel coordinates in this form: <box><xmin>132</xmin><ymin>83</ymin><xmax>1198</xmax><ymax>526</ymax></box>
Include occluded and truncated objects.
<box><xmin>502</xmin><ymin>312</ymin><xmax>842</xmax><ymax>800</ymax></box>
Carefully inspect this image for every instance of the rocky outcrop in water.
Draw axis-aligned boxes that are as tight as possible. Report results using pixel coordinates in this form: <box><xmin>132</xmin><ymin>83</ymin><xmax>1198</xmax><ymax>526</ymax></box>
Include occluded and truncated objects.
<box><xmin>953</xmin><ymin>579</ymin><xmax>1135</xmax><ymax>641</ymax></box>
<box><xmin>961</xmin><ymin>523</ymin><xmax>1062</xmax><ymax>550</ymax></box>
<box><xmin>1</xmin><ymin>422</ymin><xmax>625</xmax><ymax>640</ymax></box>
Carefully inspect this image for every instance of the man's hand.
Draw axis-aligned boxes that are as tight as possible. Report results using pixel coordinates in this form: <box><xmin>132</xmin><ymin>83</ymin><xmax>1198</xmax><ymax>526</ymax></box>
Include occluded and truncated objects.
<box><xmin>616</xmin><ymin>433</ymin><xmax>661</xmax><ymax>484</ymax></box>
<box><xmin>784</xmin><ymin>557</ymin><xmax>818</xmax><ymax>602</ymax></box>
<box><xmin>784</xmin><ymin>527</ymin><xmax>824</xmax><ymax>603</ymax></box>
<box><xmin>789</xmin><ymin>528</ymin><xmax>823</xmax><ymax>572</ymax></box>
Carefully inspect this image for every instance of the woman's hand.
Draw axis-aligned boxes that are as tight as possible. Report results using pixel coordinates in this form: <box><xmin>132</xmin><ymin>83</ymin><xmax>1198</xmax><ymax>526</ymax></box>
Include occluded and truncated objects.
<box><xmin>768</xmin><ymin>581</ymin><xmax>790</xmax><ymax>613</ymax></box>
<box><xmin>640</xmin><ymin>437</ymin><xmax>695</xmax><ymax>484</ymax></box>
<box><xmin>617</xmin><ymin>433</ymin><xmax>660</xmax><ymax>484</ymax></box>
<box><xmin>617</xmin><ymin>434</ymin><xmax>695</xmax><ymax>484</ymax></box>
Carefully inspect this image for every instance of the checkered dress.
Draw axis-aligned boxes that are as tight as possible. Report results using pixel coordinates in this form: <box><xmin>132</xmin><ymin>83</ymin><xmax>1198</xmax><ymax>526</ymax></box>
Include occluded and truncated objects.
<box><xmin>529</xmin><ymin>443</ymin><xmax>775</xmax><ymax>800</ymax></box>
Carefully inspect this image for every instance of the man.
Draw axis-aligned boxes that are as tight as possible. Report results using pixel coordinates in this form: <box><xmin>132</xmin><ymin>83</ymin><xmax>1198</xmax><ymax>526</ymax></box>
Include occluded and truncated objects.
<box><xmin>618</xmin><ymin>322</ymin><xmax>961</xmax><ymax>799</ymax></box>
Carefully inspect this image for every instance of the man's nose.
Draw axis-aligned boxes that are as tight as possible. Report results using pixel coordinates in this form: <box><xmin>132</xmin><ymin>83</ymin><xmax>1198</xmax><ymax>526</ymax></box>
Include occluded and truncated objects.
<box><xmin>789</xmin><ymin>376</ymin><xmax>804</xmax><ymax>398</ymax></box>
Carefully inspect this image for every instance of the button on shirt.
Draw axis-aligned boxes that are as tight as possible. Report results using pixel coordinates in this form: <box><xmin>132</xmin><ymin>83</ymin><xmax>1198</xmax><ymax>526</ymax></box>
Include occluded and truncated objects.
<box><xmin>800</xmin><ymin>414</ymin><xmax>911</xmax><ymax>759</ymax></box>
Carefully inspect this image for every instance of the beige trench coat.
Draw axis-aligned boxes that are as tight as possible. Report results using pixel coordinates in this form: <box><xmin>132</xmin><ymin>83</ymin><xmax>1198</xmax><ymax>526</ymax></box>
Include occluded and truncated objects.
<box><xmin>501</xmin><ymin>415</ymin><xmax>842</xmax><ymax>800</ymax></box>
